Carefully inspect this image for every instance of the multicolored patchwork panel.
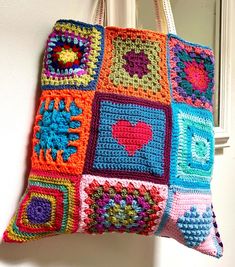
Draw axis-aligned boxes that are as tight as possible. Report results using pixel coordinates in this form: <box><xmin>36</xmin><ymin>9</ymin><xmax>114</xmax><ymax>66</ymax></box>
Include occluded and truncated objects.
<box><xmin>31</xmin><ymin>89</ymin><xmax>94</xmax><ymax>174</ymax></box>
<box><xmin>4</xmin><ymin>20</ymin><xmax>223</xmax><ymax>258</ymax></box>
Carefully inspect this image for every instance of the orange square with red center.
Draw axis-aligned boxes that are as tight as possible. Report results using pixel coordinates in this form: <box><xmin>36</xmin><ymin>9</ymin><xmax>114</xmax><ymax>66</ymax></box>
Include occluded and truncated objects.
<box><xmin>97</xmin><ymin>27</ymin><xmax>171</xmax><ymax>104</ymax></box>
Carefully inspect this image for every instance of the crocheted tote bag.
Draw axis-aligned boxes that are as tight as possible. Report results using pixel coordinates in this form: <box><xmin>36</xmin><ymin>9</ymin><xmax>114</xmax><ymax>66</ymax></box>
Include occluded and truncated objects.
<box><xmin>4</xmin><ymin>0</ymin><xmax>223</xmax><ymax>258</ymax></box>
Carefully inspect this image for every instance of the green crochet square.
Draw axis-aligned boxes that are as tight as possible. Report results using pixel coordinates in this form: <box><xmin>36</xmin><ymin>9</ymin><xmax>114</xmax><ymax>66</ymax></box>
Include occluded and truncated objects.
<box><xmin>109</xmin><ymin>37</ymin><xmax>162</xmax><ymax>92</ymax></box>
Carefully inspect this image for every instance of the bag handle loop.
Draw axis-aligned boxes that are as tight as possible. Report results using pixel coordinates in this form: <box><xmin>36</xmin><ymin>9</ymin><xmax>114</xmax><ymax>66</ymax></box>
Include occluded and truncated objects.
<box><xmin>92</xmin><ymin>0</ymin><xmax>176</xmax><ymax>34</ymax></box>
<box><xmin>92</xmin><ymin>0</ymin><xmax>106</xmax><ymax>26</ymax></box>
<box><xmin>153</xmin><ymin>0</ymin><xmax>177</xmax><ymax>34</ymax></box>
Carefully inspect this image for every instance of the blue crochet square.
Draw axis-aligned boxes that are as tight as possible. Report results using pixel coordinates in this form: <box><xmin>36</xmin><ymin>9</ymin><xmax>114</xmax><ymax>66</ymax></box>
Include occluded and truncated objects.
<box><xmin>34</xmin><ymin>98</ymin><xmax>82</xmax><ymax>162</ymax></box>
<box><xmin>170</xmin><ymin>103</ymin><xmax>214</xmax><ymax>189</ymax></box>
<box><xmin>84</xmin><ymin>93</ymin><xmax>172</xmax><ymax>184</ymax></box>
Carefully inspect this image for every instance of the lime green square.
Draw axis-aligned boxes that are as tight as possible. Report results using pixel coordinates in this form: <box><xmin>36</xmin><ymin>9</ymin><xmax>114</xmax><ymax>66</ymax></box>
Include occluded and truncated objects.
<box><xmin>109</xmin><ymin>37</ymin><xmax>162</xmax><ymax>92</ymax></box>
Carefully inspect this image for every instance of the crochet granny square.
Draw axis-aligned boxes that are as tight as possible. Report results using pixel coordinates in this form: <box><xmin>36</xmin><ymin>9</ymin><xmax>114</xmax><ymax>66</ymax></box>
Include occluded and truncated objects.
<box><xmin>170</xmin><ymin>103</ymin><xmax>214</xmax><ymax>189</ymax></box>
<box><xmin>168</xmin><ymin>35</ymin><xmax>214</xmax><ymax>111</ymax></box>
<box><xmin>79</xmin><ymin>175</ymin><xmax>168</xmax><ymax>234</ymax></box>
<box><xmin>157</xmin><ymin>187</ymin><xmax>223</xmax><ymax>258</ymax></box>
<box><xmin>41</xmin><ymin>20</ymin><xmax>104</xmax><ymax>90</ymax></box>
<box><xmin>4</xmin><ymin>170</ymin><xmax>79</xmax><ymax>242</ymax></box>
<box><xmin>31</xmin><ymin>89</ymin><xmax>94</xmax><ymax>174</ymax></box>
<box><xmin>97</xmin><ymin>27</ymin><xmax>170</xmax><ymax>104</ymax></box>
<box><xmin>4</xmin><ymin>20</ymin><xmax>223</xmax><ymax>258</ymax></box>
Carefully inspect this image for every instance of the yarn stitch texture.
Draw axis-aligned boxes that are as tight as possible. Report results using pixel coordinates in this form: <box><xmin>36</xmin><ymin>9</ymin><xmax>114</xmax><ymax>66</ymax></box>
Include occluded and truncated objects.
<box><xmin>4</xmin><ymin>19</ymin><xmax>223</xmax><ymax>258</ymax></box>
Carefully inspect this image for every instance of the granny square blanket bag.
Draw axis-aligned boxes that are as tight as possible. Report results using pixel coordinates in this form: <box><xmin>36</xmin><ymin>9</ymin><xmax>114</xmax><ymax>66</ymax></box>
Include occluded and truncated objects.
<box><xmin>3</xmin><ymin>0</ymin><xmax>223</xmax><ymax>258</ymax></box>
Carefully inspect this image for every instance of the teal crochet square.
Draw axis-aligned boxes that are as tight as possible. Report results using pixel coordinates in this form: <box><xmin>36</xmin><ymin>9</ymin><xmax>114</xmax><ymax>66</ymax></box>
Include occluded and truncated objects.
<box><xmin>170</xmin><ymin>103</ymin><xmax>214</xmax><ymax>189</ymax></box>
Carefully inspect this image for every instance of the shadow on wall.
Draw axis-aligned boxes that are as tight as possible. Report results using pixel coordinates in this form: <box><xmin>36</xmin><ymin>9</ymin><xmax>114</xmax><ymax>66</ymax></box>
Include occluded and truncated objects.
<box><xmin>0</xmin><ymin>233</ymin><xmax>156</xmax><ymax>267</ymax></box>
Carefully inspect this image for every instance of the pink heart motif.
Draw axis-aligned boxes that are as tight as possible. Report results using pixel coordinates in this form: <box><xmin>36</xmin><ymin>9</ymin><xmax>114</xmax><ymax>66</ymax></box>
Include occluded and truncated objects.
<box><xmin>112</xmin><ymin>120</ymin><xmax>153</xmax><ymax>156</ymax></box>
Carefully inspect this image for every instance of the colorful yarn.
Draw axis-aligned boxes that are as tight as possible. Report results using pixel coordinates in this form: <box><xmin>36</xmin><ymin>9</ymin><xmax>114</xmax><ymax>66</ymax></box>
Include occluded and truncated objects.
<box><xmin>3</xmin><ymin>170</ymin><xmax>79</xmax><ymax>242</ymax></box>
<box><xmin>34</xmin><ymin>99</ymin><xmax>82</xmax><ymax>161</ymax></box>
<box><xmin>170</xmin><ymin>103</ymin><xmax>214</xmax><ymax>189</ymax></box>
<box><xmin>41</xmin><ymin>20</ymin><xmax>104</xmax><ymax>90</ymax></box>
<box><xmin>184</xmin><ymin>61</ymin><xmax>210</xmax><ymax>92</ymax></box>
<box><xmin>84</xmin><ymin>93</ymin><xmax>172</xmax><ymax>184</ymax></box>
<box><xmin>97</xmin><ymin>27</ymin><xmax>171</xmax><ymax>105</ymax></box>
<box><xmin>168</xmin><ymin>34</ymin><xmax>215</xmax><ymax>111</ymax></box>
<box><xmin>157</xmin><ymin>187</ymin><xmax>222</xmax><ymax>258</ymax></box>
<box><xmin>3</xmin><ymin>19</ymin><xmax>222</xmax><ymax>258</ymax></box>
<box><xmin>79</xmin><ymin>175</ymin><xmax>168</xmax><ymax>234</ymax></box>
<box><xmin>177</xmin><ymin>206</ymin><xmax>212</xmax><ymax>248</ymax></box>
<box><xmin>32</xmin><ymin>89</ymin><xmax>94</xmax><ymax>175</ymax></box>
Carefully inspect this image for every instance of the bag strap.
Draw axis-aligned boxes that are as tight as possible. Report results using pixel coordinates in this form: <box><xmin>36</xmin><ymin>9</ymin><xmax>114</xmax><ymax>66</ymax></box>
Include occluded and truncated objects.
<box><xmin>92</xmin><ymin>0</ymin><xmax>176</xmax><ymax>34</ymax></box>
<box><xmin>154</xmin><ymin>0</ymin><xmax>177</xmax><ymax>34</ymax></box>
<box><xmin>162</xmin><ymin>0</ymin><xmax>177</xmax><ymax>33</ymax></box>
<box><xmin>92</xmin><ymin>0</ymin><xmax>106</xmax><ymax>26</ymax></box>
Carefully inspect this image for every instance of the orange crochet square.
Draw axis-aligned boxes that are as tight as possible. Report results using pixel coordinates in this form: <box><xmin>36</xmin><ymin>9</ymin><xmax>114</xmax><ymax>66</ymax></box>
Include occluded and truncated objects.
<box><xmin>97</xmin><ymin>27</ymin><xmax>170</xmax><ymax>105</ymax></box>
<box><xmin>31</xmin><ymin>89</ymin><xmax>94</xmax><ymax>175</ymax></box>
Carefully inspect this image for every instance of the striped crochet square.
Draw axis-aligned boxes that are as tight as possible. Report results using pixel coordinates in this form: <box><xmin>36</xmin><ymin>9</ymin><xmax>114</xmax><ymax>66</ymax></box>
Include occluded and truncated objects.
<box><xmin>79</xmin><ymin>175</ymin><xmax>168</xmax><ymax>234</ymax></box>
<box><xmin>32</xmin><ymin>90</ymin><xmax>94</xmax><ymax>175</ymax></box>
<box><xmin>168</xmin><ymin>35</ymin><xmax>214</xmax><ymax>111</ymax></box>
<box><xmin>170</xmin><ymin>103</ymin><xmax>214</xmax><ymax>189</ymax></box>
<box><xmin>97</xmin><ymin>27</ymin><xmax>170</xmax><ymax>104</ymax></box>
<box><xmin>41</xmin><ymin>20</ymin><xmax>104</xmax><ymax>90</ymax></box>
<box><xmin>156</xmin><ymin>187</ymin><xmax>223</xmax><ymax>258</ymax></box>
<box><xmin>84</xmin><ymin>93</ymin><xmax>172</xmax><ymax>184</ymax></box>
<box><xmin>3</xmin><ymin>170</ymin><xmax>80</xmax><ymax>242</ymax></box>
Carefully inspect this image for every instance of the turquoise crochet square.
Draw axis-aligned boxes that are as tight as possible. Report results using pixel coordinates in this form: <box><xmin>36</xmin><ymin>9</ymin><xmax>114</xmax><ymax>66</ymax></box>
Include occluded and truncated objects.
<box><xmin>84</xmin><ymin>93</ymin><xmax>172</xmax><ymax>184</ymax></box>
<box><xmin>187</xmin><ymin>126</ymin><xmax>213</xmax><ymax>171</ymax></box>
<box><xmin>170</xmin><ymin>103</ymin><xmax>214</xmax><ymax>189</ymax></box>
<box><xmin>34</xmin><ymin>99</ymin><xmax>82</xmax><ymax>162</ymax></box>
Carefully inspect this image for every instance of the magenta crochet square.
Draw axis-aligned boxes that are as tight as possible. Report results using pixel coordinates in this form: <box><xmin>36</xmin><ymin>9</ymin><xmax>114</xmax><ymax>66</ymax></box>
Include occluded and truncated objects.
<box><xmin>168</xmin><ymin>35</ymin><xmax>215</xmax><ymax>111</ymax></box>
<box><xmin>84</xmin><ymin>93</ymin><xmax>172</xmax><ymax>184</ymax></box>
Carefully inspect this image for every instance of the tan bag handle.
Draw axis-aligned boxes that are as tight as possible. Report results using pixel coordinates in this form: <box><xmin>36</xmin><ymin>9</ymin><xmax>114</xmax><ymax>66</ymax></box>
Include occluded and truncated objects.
<box><xmin>153</xmin><ymin>0</ymin><xmax>177</xmax><ymax>34</ymax></box>
<box><xmin>92</xmin><ymin>0</ymin><xmax>176</xmax><ymax>34</ymax></box>
<box><xmin>92</xmin><ymin>0</ymin><xmax>106</xmax><ymax>26</ymax></box>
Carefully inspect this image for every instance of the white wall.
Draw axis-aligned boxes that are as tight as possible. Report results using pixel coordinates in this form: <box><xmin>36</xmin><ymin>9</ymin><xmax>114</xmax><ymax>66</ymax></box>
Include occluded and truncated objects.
<box><xmin>0</xmin><ymin>0</ymin><xmax>234</xmax><ymax>267</ymax></box>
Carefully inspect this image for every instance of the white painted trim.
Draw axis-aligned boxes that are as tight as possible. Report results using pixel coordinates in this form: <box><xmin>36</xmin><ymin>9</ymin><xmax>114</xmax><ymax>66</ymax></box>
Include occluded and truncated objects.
<box><xmin>214</xmin><ymin>0</ymin><xmax>232</xmax><ymax>149</ymax></box>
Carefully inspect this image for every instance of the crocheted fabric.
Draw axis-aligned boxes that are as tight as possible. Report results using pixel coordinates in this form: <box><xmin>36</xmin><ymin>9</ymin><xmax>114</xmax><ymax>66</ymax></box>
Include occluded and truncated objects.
<box><xmin>4</xmin><ymin>20</ymin><xmax>223</xmax><ymax>258</ymax></box>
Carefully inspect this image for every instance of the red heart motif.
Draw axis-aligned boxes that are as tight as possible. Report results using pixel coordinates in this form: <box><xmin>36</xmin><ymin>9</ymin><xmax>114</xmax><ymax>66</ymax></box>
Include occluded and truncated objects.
<box><xmin>112</xmin><ymin>120</ymin><xmax>153</xmax><ymax>156</ymax></box>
